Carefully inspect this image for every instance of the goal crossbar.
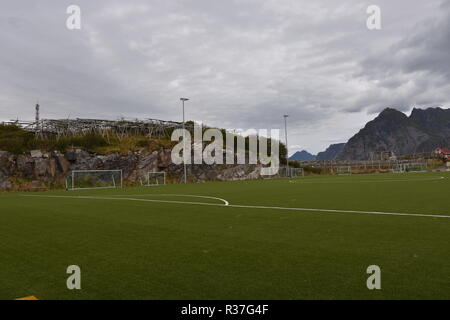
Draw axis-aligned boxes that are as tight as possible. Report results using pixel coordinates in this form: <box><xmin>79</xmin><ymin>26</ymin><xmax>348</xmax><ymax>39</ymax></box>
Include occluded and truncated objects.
<box><xmin>392</xmin><ymin>162</ymin><xmax>427</xmax><ymax>173</ymax></box>
<box><xmin>336</xmin><ymin>166</ymin><xmax>352</xmax><ymax>175</ymax></box>
<box><xmin>141</xmin><ymin>171</ymin><xmax>166</xmax><ymax>186</ymax></box>
<box><xmin>66</xmin><ymin>170</ymin><xmax>123</xmax><ymax>190</ymax></box>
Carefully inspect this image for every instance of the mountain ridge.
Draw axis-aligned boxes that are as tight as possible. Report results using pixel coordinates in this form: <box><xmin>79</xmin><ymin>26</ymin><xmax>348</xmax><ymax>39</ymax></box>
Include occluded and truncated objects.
<box><xmin>316</xmin><ymin>143</ymin><xmax>346</xmax><ymax>160</ymax></box>
<box><xmin>337</xmin><ymin>107</ymin><xmax>450</xmax><ymax>160</ymax></box>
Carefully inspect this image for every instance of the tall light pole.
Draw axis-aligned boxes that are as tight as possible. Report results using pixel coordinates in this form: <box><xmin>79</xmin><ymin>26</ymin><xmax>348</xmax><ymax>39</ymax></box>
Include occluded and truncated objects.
<box><xmin>180</xmin><ymin>98</ymin><xmax>189</xmax><ymax>184</ymax></box>
<box><xmin>283</xmin><ymin>115</ymin><xmax>290</xmax><ymax>177</ymax></box>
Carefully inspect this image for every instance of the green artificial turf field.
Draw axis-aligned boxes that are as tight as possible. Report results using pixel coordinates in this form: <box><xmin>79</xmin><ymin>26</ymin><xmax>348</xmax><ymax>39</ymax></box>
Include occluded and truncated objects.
<box><xmin>1</xmin><ymin>172</ymin><xmax>449</xmax><ymax>300</ymax></box>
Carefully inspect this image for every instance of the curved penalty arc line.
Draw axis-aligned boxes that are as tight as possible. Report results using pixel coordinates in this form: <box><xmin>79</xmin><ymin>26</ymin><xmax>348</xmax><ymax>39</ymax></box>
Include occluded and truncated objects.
<box><xmin>106</xmin><ymin>193</ymin><xmax>230</xmax><ymax>206</ymax></box>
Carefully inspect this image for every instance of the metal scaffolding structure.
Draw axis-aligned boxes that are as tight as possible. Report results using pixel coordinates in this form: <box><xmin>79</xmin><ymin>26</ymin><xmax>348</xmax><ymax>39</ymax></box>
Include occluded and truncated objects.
<box><xmin>3</xmin><ymin>118</ymin><xmax>194</xmax><ymax>139</ymax></box>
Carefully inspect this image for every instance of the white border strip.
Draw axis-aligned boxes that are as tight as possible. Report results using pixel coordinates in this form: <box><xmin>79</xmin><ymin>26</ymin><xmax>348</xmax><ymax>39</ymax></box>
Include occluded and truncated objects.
<box><xmin>290</xmin><ymin>176</ymin><xmax>446</xmax><ymax>184</ymax></box>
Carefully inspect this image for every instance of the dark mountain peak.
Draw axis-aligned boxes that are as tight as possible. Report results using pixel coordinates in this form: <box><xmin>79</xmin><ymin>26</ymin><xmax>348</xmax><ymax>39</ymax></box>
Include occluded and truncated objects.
<box><xmin>361</xmin><ymin>108</ymin><xmax>408</xmax><ymax>134</ymax></box>
<box><xmin>376</xmin><ymin>107</ymin><xmax>407</xmax><ymax>120</ymax></box>
<box><xmin>289</xmin><ymin>150</ymin><xmax>316</xmax><ymax>161</ymax></box>
<box><xmin>316</xmin><ymin>143</ymin><xmax>346</xmax><ymax>160</ymax></box>
<box><xmin>409</xmin><ymin>107</ymin><xmax>450</xmax><ymax>134</ymax></box>
<box><xmin>410</xmin><ymin>107</ymin><xmax>450</xmax><ymax>120</ymax></box>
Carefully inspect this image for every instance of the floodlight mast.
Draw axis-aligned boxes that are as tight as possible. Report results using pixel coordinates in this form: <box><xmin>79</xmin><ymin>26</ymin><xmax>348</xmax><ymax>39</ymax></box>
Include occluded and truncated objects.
<box><xmin>180</xmin><ymin>98</ymin><xmax>189</xmax><ymax>184</ymax></box>
<box><xmin>283</xmin><ymin>115</ymin><xmax>290</xmax><ymax>177</ymax></box>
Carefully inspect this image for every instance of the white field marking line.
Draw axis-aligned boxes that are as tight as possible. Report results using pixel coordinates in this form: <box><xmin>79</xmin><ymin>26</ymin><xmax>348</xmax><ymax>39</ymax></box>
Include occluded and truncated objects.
<box><xmin>102</xmin><ymin>194</ymin><xmax>229</xmax><ymax>206</ymax></box>
<box><xmin>21</xmin><ymin>195</ymin><xmax>229</xmax><ymax>208</ymax></box>
<box><xmin>289</xmin><ymin>176</ymin><xmax>446</xmax><ymax>184</ymax></box>
<box><xmin>21</xmin><ymin>195</ymin><xmax>450</xmax><ymax>219</ymax></box>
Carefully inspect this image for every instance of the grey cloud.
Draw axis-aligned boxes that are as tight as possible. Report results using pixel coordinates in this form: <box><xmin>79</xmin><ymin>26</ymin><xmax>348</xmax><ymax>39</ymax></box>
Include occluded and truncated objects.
<box><xmin>356</xmin><ymin>0</ymin><xmax>450</xmax><ymax>114</ymax></box>
<box><xmin>0</xmin><ymin>0</ymin><xmax>449</xmax><ymax>153</ymax></box>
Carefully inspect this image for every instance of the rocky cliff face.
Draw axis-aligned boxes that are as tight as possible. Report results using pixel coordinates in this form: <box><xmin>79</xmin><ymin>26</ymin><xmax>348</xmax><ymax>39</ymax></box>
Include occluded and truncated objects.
<box><xmin>0</xmin><ymin>148</ymin><xmax>263</xmax><ymax>191</ymax></box>
<box><xmin>316</xmin><ymin>143</ymin><xmax>346</xmax><ymax>160</ymax></box>
<box><xmin>337</xmin><ymin>107</ymin><xmax>450</xmax><ymax>160</ymax></box>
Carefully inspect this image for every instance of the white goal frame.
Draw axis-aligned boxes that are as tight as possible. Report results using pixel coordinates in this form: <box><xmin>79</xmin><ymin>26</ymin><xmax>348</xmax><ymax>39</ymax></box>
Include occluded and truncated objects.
<box><xmin>278</xmin><ymin>167</ymin><xmax>304</xmax><ymax>178</ymax></box>
<box><xmin>66</xmin><ymin>170</ymin><xmax>123</xmax><ymax>191</ymax></box>
<box><xmin>336</xmin><ymin>166</ymin><xmax>352</xmax><ymax>175</ymax></box>
<box><xmin>142</xmin><ymin>171</ymin><xmax>166</xmax><ymax>187</ymax></box>
<box><xmin>392</xmin><ymin>162</ymin><xmax>427</xmax><ymax>173</ymax></box>
<box><xmin>289</xmin><ymin>167</ymin><xmax>305</xmax><ymax>178</ymax></box>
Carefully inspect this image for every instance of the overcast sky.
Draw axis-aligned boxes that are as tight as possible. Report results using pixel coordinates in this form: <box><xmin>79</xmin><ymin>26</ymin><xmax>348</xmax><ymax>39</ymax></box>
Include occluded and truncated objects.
<box><xmin>1</xmin><ymin>0</ymin><xmax>449</xmax><ymax>154</ymax></box>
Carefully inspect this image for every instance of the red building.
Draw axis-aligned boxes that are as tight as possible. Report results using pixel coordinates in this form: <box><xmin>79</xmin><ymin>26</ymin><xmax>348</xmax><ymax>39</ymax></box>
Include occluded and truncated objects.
<box><xmin>434</xmin><ymin>148</ymin><xmax>450</xmax><ymax>159</ymax></box>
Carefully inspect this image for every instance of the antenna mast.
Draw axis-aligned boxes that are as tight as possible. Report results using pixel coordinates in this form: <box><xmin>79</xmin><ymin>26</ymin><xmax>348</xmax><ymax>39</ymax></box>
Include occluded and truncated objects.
<box><xmin>35</xmin><ymin>102</ymin><xmax>40</xmax><ymax>132</ymax></box>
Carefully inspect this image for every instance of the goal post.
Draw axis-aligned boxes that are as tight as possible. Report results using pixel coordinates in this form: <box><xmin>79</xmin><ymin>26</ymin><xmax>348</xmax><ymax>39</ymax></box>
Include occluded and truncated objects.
<box><xmin>392</xmin><ymin>162</ymin><xmax>427</xmax><ymax>173</ymax></box>
<box><xmin>407</xmin><ymin>162</ymin><xmax>427</xmax><ymax>172</ymax></box>
<box><xmin>289</xmin><ymin>167</ymin><xmax>304</xmax><ymax>177</ymax></box>
<box><xmin>336</xmin><ymin>166</ymin><xmax>352</xmax><ymax>175</ymax></box>
<box><xmin>392</xmin><ymin>163</ymin><xmax>404</xmax><ymax>173</ymax></box>
<box><xmin>66</xmin><ymin>170</ymin><xmax>123</xmax><ymax>190</ymax></box>
<box><xmin>141</xmin><ymin>171</ymin><xmax>166</xmax><ymax>186</ymax></box>
<box><xmin>279</xmin><ymin>167</ymin><xmax>304</xmax><ymax>178</ymax></box>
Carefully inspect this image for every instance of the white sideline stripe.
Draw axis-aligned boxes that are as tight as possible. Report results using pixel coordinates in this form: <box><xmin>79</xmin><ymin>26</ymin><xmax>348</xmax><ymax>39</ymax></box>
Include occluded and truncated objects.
<box><xmin>105</xmin><ymin>194</ymin><xmax>230</xmax><ymax>206</ymax></box>
<box><xmin>229</xmin><ymin>204</ymin><xmax>450</xmax><ymax>219</ymax></box>
<box><xmin>290</xmin><ymin>176</ymin><xmax>446</xmax><ymax>184</ymax></box>
<box><xmin>21</xmin><ymin>195</ymin><xmax>450</xmax><ymax>219</ymax></box>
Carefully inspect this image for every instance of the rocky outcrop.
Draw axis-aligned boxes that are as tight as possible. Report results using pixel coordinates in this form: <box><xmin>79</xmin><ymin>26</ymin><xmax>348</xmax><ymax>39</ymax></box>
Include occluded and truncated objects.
<box><xmin>0</xmin><ymin>148</ymin><xmax>265</xmax><ymax>191</ymax></box>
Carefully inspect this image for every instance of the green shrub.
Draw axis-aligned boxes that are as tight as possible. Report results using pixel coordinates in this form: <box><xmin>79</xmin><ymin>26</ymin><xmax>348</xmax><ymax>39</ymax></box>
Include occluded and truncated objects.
<box><xmin>52</xmin><ymin>133</ymin><xmax>109</xmax><ymax>151</ymax></box>
<box><xmin>0</xmin><ymin>124</ymin><xmax>33</xmax><ymax>154</ymax></box>
<box><xmin>303</xmin><ymin>166</ymin><xmax>322</xmax><ymax>174</ymax></box>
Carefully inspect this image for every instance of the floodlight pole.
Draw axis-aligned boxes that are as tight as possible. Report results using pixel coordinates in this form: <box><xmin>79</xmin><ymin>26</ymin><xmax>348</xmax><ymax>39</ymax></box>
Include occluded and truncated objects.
<box><xmin>284</xmin><ymin>114</ymin><xmax>290</xmax><ymax>177</ymax></box>
<box><xmin>180</xmin><ymin>98</ymin><xmax>189</xmax><ymax>184</ymax></box>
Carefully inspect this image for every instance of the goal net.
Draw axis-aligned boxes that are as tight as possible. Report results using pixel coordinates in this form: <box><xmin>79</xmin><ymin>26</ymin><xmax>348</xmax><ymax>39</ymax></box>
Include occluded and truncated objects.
<box><xmin>336</xmin><ymin>166</ymin><xmax>352</xmax><ymax>175</ymax></box>
<box><xmin>141</xmin><ymin>172</ymin><xmax>166</xmax><ymax>186</ymax></box>
<box><xmin>392</xmin><ymin>162</ymin><xmax>427</xmax><ymax>173</ymax></box>
<box><xmin>392</xmin><ymin>164</ymin><xmax>402</xmax><ymax>173</ymax></box>
<box><xmin>66</xmin><ymin>170</ymin><xmax>123</xmax><ymax>190</ymax></box>
<box><xmin>279</xmin><ymin>167</ymin><xmax>304</xmax><ymax>178</ymax></box>
<box><xmin>289</xmin><ymin>168</ymin><xmax>304</xmax><ymax>177</ymax></box>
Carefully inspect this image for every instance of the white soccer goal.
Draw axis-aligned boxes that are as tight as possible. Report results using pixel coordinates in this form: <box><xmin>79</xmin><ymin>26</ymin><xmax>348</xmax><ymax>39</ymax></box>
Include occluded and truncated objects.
<box><xmin>141</xmin><ymin>172</ymin><xmax>166</xmax><ymax>186</ymax></box>
<box><xmin>279</xmin><ymin>167</ymin><xmax>304</xmax><ymax>178</ymax></box>
<box><xmin>392</xmin><ymin>164</ymin><xmax>403</xmax><ymax>173</ymax></box>
<box><xmin>336</xmin><ymin>166</ymin><xmax>352</xmax><ymax>175</ymax></box>
<box><xmin>289</xmin><ymin>167</ymin><xmax>304</xmax><ymax>177</ymax></box>
<box><xmin>66</xmin><ymin>170</ymin><xmax>123</xmax><ymax>190</ymax></box>
<box><xmin>392</xmin><ymin>162</ymin><xmax>427</xmax><ymax>173</ymax></box>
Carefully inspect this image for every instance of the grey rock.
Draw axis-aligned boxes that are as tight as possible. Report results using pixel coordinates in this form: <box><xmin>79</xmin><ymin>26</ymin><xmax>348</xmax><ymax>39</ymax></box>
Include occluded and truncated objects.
<box><xmin>17</xmin><ymin>155</ymin><xmax>35</xmax><ymax>178</ymax></box>
<box><xmin>0</xmin><ymin>172</ymin><xmax>12</xmax><ymax>190</ymax></box>
<box><xmin>30</xmin><ymin>150</ymin><xmax>43</xmax><ymax>158</ymax></box>
<box><xmin>34</xmin><ymin>158</ymin><xmax>51</xmax><ymax>177</ymax></box>
<box><xmin>0</xmin><ymin>147</ymin><xmax>265</xmax><ymax>189</ymax></box>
